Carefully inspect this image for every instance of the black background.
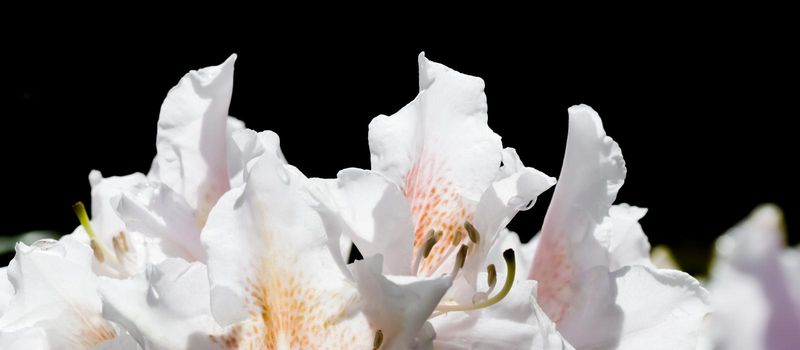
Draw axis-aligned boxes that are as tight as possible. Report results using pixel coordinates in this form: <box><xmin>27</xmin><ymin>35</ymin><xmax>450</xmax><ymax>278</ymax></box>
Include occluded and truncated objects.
<box><xmin>3</xmin><ymin>26</ymin><xmax>797</xmax><ymax>274</ymax></box>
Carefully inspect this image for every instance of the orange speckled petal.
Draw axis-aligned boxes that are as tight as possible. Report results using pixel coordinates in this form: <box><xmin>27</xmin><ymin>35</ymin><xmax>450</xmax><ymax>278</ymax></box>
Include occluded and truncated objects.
<box><xmin>203</xmin><ymin>149</ymin><xmax>375</xmax><ymax>349</ymax></box>
<box><xmin>368</xmin><ymin>53</ymin><xmax>503</xmax><ymax>276</ymax></box>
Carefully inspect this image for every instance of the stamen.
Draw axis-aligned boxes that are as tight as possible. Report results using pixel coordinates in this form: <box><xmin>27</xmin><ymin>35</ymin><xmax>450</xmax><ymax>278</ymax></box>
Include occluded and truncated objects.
<box><xmin>373</xmin><ymin>329</ymin><xmax>383</xmax><ymax>350</ymax></box>
<box><xmin>90</xmin><ymin>240</ymin><xmax>105</xmax><ymax>262</ymax></box>
<box><xmin>436</xmin><ymin>249</ymin><xmax>516</xmax><ymax>313</ymax></box>
<box><xmin>464</xmin><ymin>221</ymin><xmax>480</xmax><ymax>244</ymax></box>
<box><xmin>73</xmin><ymin>202</ymin><xmax>119</xmax><ymax>264</ymax></box>
<box><xmin>434</xmin><ymin>230</ymin><xmax>443</xmax><ymax>241</ymax></box>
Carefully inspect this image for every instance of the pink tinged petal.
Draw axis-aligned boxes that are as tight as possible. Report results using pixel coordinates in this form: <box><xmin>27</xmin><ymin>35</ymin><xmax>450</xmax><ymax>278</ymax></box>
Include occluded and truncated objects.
<box><xmin>709</xmin><ymin>205</ymin><xmax>800</xmax><ymax>350</ymax></box>
<box><xmin>202</xmin><ymin>151</ymin><xmax>376</xmax><ymax>349</ymax></box>
<box><xmin>149</xmin><ymin>54</ymin><xmax>237</xmax><ymax>228</ymax></box>
<box><xmin>310</xmin><ymin>169</ymin><xmax>415</xmax><ymax>275</ymax></box>
<box><xmin>0</xmin><ymin>238</ymin><xmax>116</xmax><ymax>349</ymax></box>
<box><xmin>349</xmin><ymin>255</ymin><xmax>452</xmax><ymax>349</ymax></box>
<box><xmin>529</xmin><ymin>105</ymin><xmax>626</xmax><ymax>323</ymax></box>
<box><xmin>431</xmin><ymin>278</ymin><xmax>574</xmax><ymax>350</ymax></box>
<box><xmin>99</xmin><ymin>258</ymin><xmax>222</xmax><ymax>350</ymax></box>
<box><xmin>368</xmin><ymin>53</ymin><xmax>504</xmax><ymax>276</ymax></box>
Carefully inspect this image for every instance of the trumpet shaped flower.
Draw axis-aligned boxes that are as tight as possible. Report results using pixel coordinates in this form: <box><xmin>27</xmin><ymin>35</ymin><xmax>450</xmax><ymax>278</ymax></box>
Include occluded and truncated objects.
<box><xmin>201</xmin><ymin>131</ymin><xmax>452</xmax><ymax>349</ymax></box>
<box><xmin>311</xmin><ymin>54</ymin><xmax>568</xmax><ymax>349</ymax></box>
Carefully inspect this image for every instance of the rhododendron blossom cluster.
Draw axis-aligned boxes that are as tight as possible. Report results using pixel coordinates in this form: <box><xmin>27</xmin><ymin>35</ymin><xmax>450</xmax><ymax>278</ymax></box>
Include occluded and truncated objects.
<box><xmin>0</xmin><ymin>54</ymin><xmax>714</xmax><ymax>350</ymax></box>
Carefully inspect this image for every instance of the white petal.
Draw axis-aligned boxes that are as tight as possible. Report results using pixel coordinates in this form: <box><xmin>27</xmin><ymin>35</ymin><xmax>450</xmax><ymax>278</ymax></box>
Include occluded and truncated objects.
<box><xmin>431</xmin><ymin>278</ymin><xmax>573</xmax><ymax>350</ymax></box>
<box><xmin>368</xmin><ymin>53</ymin><xmax>502</xmax><ymax>275</ymax></box>
<box><xmin>202</xmin><ymin>151</ymin><xmax>376</xmax><ymax>348</ymax></box>
<box><xmin>350</xmin><ymin>255</ymin><xmax>452</xmax><ymax>349</ymax></box>
<box><xmin>99</xmin><ymin>258</ymin><xmax>222</xmax><ymax>350</ymax></box>
<box><xmin>115</xmin><ymin>182</ymin><xmax>206</xmax><ymax>261</ymax></box>
<box><xmin>310</xmin><ymin>169</ymin><xmax>415</xmax><ymax>275</ymax></box>
<box><xmin>707</xmin><ymin>205</ymin><xmax>800</xmax><ymax>350</ymax></box>
<box><xmin>149</xmin><ymin>54</ymin><xmax>237</xmax><ymax>227</ymax></box>
<box><xmin>88</xmin><ymin>171</ymin><xmax>149</xmax><ymax>253</ymax></box>
<box><xmin>552</xmin><ymin>264</ymin><xmax>709</xmax><ymax>350</ymax></box>
<box><xmin>94</xmin><ymin>332</ymin><xmax>143</xmax><ymax>350</ymax></box>
<box><xmin>0</xmin><ymin>267</ymin><xmax>13</xmax><ymax>317</ymax></box>
<box><xmin>601</xmin><ymin>204</ymin><xmax>653</xmax><ymax>270</ymax></box>
<box><xmin>0</xmin><ymin>237</ymin><xmax>116</xmax><ymax>349</ymax></box>
<box><xmin>83</xmin><ymin>172</ymin><xmax>172</xmax><ymax>278</ymax></box>
<box><xmin>529</xmin><ymin>105</ymin><xmax>626</xmax><ymax>322</ymax></box>
<box><xmin>0</xmin><ymin>327</ymin><xmax>49</xmax><ymax>349</ymax></box>
<box><xmin>465</xmin><ymin>162</ymin><xmax>555</xmax><ymax>284</ymax></box>
<box><xmin>612</xmin><ymin>266</ymin><xmax>710</xmax><ymax>350</ymax></box>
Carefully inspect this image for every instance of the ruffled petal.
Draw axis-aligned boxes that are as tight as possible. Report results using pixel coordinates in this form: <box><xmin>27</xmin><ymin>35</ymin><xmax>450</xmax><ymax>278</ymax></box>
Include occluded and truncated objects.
<box><xmin>98</xmin><ymin>258</ymin><xmax>222</xmax><ymax>350</ymax></box>
<box><xmin>601</xmin><ymin>204</ymin><xmax>653</xmax><ymax>271</ymax></box>
<box><xmin>149</xmin><ymin>55</ymin><xmax>237</xmax><ymax>227</ymax></box>
<box><xmin>0</xmin><ymin>237</ymin><xmax>116</xmax><ymax>349</ymax></box>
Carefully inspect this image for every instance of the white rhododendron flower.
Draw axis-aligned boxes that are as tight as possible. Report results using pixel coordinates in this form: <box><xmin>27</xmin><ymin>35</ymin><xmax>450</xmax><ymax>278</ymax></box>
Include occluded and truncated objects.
<box><xmin>310</xmin><ymin>54</ymin><xmax>567</xmax><ymax>349</ymax></box>
<box><xmin>0</xmin><ymin>53</ymin><xmax>724</xmax><ymax>350</ymax></box>
<box><xmin>705</xmin><ymin>205</ymin><xmax>800</xmax><ymax>350</ymax></box>
<box><xmin>201</xmin><ymin>131</ymin><xmax>453</xmax><ymax>349</ymax></box>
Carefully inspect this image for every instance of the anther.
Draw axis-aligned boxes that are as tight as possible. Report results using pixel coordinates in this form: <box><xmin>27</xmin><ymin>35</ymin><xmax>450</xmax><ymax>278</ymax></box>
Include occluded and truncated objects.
<box><xmin>422</xmin><ymin>235</ymin><xmax>438</xmax><ymax>258</ymax></box>
<box><xmin>112</xmin><ymin>231</ymin><xmax>130</xmax><ymax>256</ymax></box>
<box><xmin>455</xmin><ymin>244</ymin><xmax>469</xmax><ymax>269</ymax></box>
<box><xmin>487</xmin><ymin>264</ymin><xmax>497</xmax><ymax>289</ymax></box>
<box><xmin>373</xmin><ymin>329</ymin><xmax>383</xmax><ymax>350</ymax></box>
<box><xmin>464</xmin><ymin>221</ymin><xmax>480</xmax><ymax>244</ymax></box>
